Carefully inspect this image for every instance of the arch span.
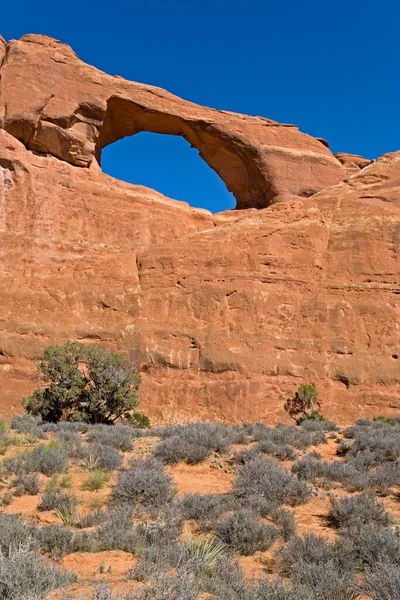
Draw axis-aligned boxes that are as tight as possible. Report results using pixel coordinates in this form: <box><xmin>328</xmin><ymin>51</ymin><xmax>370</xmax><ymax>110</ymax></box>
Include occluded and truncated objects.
<box><xmin>0</xmin><ymin>35</ymin><xmax>346</xmax><ymax>209</ymax></box>
<box><xmin>97</xmin><ymin>95</ymin><xmax>268</xmax><ymax>210</ymax></box>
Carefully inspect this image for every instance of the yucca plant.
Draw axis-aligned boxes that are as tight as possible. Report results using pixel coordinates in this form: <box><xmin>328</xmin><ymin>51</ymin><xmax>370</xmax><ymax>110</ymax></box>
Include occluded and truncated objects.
<box><xmin>55</xmin><ymin>496</ymin><xmax>79</xmax><ymax>527</ymax></box>
<box><xmin>180</xmin><ymin>535</ymin><xmax>227</xmax><ymax>567</ymax></box>
<box><xmin>83</xmin><ymin>452</ymin><xmax>100</xmax><ymax>472</ymax></box>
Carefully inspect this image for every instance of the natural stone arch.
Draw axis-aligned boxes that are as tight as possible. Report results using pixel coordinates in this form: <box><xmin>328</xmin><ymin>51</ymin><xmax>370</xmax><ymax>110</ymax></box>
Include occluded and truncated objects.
<box><xmin>101</xmin><ymin>130</ymin><xmax>236</xmax><ymax>212</ymax></box>
<box><xmin>0</xmin><ymin>34</ymin><xmax>345</xmax><ymax>210</ymax></box>
<box><xmin>97</xmin><ymin>96</ymin><xmax>268</xmax><ymax>210</ymax></box>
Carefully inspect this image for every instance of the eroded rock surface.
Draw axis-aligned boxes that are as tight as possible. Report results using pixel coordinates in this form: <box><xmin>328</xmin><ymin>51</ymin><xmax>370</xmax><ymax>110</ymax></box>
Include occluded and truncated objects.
<box><xmin>334</xmin><ymin>152</ymin><xmax>374</xmax><ymax>177</ymax></box>
<box><xmin>0</xmin><ymin>34</ymin><xmax>399</xmax><ymax>423</ymax></box>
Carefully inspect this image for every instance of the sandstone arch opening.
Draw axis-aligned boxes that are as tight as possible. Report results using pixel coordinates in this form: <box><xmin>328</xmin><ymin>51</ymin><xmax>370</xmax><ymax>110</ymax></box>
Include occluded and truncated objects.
<box><xmin>96</xmin><ymin>95</ymin><xmax>271</xmax><ymax>210</ymax></box>
<box><xmin>101</xmin><ymin>132</ymin><xmax>236</xmax><ymax>213</ymax></box>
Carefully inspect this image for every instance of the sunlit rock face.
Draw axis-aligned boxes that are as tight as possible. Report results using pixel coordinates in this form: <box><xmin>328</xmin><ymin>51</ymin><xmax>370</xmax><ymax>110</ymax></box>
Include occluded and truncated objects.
<box><xmin>0</xmin><ymin>34</ymin><xmax>399</xmax><ymax>423</ymax></box>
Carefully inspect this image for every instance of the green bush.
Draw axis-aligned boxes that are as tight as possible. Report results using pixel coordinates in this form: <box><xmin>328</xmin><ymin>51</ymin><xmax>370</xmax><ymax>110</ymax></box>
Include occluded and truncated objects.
<box><xmin>284</xmin><ymin>382</ymin><xmax>324</xmax><ymax>423</ymax></box>
<box><xmin>22</xmin><ymin>342</ymin><xmax>146</xmax><ymax>425</ymax></box>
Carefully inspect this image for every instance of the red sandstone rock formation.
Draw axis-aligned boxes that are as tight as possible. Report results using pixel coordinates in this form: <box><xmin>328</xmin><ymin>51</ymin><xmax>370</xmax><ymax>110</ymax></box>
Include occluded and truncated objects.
<box><xmin>0</xmin><ymin>34</ymin><xmax>344</xmax><ymax>210</ymax></box>
<box><xmin>334</xmin><ymin>152</ymin><xmax>374</xmax><ymax>177</ymax></box>
<box><xmin>0</xmin><ymin>34</ymin><xmax>399</xmax><ymax>423</ymax></box>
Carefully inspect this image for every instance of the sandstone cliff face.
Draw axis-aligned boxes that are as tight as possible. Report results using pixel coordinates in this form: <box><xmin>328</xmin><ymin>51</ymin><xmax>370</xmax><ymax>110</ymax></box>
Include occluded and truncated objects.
<box><xmin>0</xmin><ymin>34</ymin><xmax>399</xmax><ymax>423</ymax></box>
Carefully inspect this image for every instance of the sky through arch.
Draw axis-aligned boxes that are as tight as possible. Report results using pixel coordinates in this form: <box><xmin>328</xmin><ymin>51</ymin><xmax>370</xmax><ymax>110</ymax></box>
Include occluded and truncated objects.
<box><xmin>101</xmin><ymin>132</ymin><xmax>236</xmax><ymax>213</ymax></box>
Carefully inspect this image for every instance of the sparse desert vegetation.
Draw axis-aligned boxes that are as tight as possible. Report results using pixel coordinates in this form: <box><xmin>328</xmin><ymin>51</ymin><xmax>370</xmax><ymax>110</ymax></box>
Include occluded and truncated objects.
<box><xmin>0</xmin><ymin>413</ymin><xmax>398</xmax><ymax>599</ymax></box>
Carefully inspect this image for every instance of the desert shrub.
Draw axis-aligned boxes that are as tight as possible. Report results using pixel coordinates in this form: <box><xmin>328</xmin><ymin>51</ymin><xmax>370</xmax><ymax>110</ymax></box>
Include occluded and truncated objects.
<box><xmin>96</xmin><ymin>508</ymin><xmax>138</xmax><ymax>553</ymax></box>
<box><xmin>0</xmin><ymin>543</ymin><xmax>75</xmax><ymax>599</ymax></box>
<box><xmin>154</xmin><ymin>435</ymin><xmax>210</xmax><ymax>464</ymax></box>
<box><xmin>279</xmin><ymin>534</ymin><xmax>331</xmax><ymax>574</ymax></box>
<box><xmin>248</xmin><ymin>422</ymin><xmax>326</xmax><ymax>450</ymax></box>
<box><xmin>3</xmin><ymin>445</ymin><xmax>68</xmax><ymax>478</ymax></box>
<box><xmin>55</xmin><ymin>429</ymin><xmax>85</xmax><ymax>458</ymax></box>
<box><xmin>329</xmin><ymin>492</ymin><xmax>391</xmax><ymax>531</ymax></box>
<box><xmin>13</xmin><ymin>472</ymin><xmax>41</xmax><ymax>495</ymax></box>
<box><xmin>256</xmin><ymin>439</ymin><xmax>297</xmax><ymax>460</ymax></box>
<box><xmin>77</xmin><ymin>508</ymin><xmax>109</xmax><ymax>529</ymax></box>
<box><xmin>0</xmin><ymin>512</ymin><xmax>38</xmax><ymax>556</ymax></box>
<box><xmin>112</xmin><ymin>457</ymin><xmax>175</xmax><ymax>507</ymax></box>
<box><xmin>278</xmin><ymin>536</ymin><xmax>358</xmax><ymax>598</ymax></box>
<box><xmin>57</xmin><ymin>420</ymin><xmax>89</xmax><ymax>433</ymax></box>
<box><xmin>10</xmin><ymin>414</ymin><xmax>45</xmax><ymax>438</ymax></box>
<box><xmin>290</xmin><ymin>560</ymin><xmax>357</xmax><ymax>600</ymax></box>
<box><xmin>243</xmin><ymin>495</ymin><xmax>278</xmax><ymax>518</ymax></box>
<box><xmin>98</xmin><ymin>503</ymin><xmax>181</xmax><ymax>554</ymax></box>
<box><xmin>38</xmin><ymin>490</ymin><xmax>78</xmax><ymax>513</ymax></box>
<box><xmin>292</xmin><ymin>454</ymin><xmax>327</xmax><ymax>482</ymax></box>
<box><xmin>347</xmin><ymin>449</ymin><xmax>378</xmax><ymax>472</ymax></box>
<box><xmin>69</xmin><ymin>530</ymin><xmax>97</xmax><ymax>553</ymax></box>
<box><xmin>255</xmin><ymin>579</ymin><xmax>309</xmax><ymax>600</ymax></box>
<box><xmin>124</xmin><ymin>568</ymin><xmax>198</xmax><ymax>600</ymax></box>
<box><xmin>81</xmin><ymin>469</ymin><xmax>109</xmax><ymax>491</ymax></box>
<box><xmin>126</xmin><ymin>543</ymin><xmax>181</xmax><ymax>581</ymax></box>
<box><xmin>22</xmin><ymin>341</ymin><xmax>143</xmax><ymax>424</ymax></box>
<box><xmin>322</xmin><ymin>460</ymin><xmax>369</xmax><ymax>492</ymax></box>
<box><xmin>87</xmin><ymin>423</ymin><xmax>135</xmax><ymax>451</ymax></box>
<box><xmin>178</xmin><ymin>493</ymin><xmax>234</xmax><ymax>529</ymax></box>
<box><xmin>41</xmin><ymin>421</ymin><xmax>59</xmax><ymax>432</ymax></box>
<box><xmin>232</xmin><ymin>446</ymin><xmax>261</xmax><ymax>465</ymax></box>
<box><xmin>1</xmin><ymin>454</ymin><xmax>26</xmax><ymax>476</ymax></box>
<box><xmin>360</xmin><ymin>562</ymin><xmax>400</xmax><ymax>600</ymax></box>
<box><xmin>133</xmin><ymin>506</ymin><xmax>184</xmax><ymax>547</ymax></box>
<box><xmin>271</xmin><ymin>507</ymin><xmax>297</xmax><ymax>541</ymax></box>
<box><xmin>233</xmin><ymin>456</ymin><xmax>311</xmax><ymax>506</ymax></box>
<box><xmin>355</xmin><ymin>418</ymin><xmax>372</xmax><ymax>426</ymax></box>
<box><xmin>293</xmin><ymin>455</ymin><xmax>376</xmax><ymax>492</ymax></box>
<box><xmin>29</xmin><ymin>443</ymin><xmax>69</xmax><ymax>475</ymax></box>
<box><xmin>197</xmin><ymin>557</ymin><xmax>257</xmax><ymax>600</ymax></box>
<box><xmin>348</xmin><ymin>528</ymin><xmax>400</xmax><ymax>570</ymax></box>
<box><xmin>216</xmin><ymin>509</ymin><xmax>279</xmax><ymax>555</ymax></box>
<box><xmin>300</xmin><ymin>418</ymin><xmax>338</xmax><ymax>432</ymax></box>
<box><xmin>83</xmin><ymin>443</ymin><xmax>122</xmax><ymax>471</ymax></box>
<box><xmin>154</xmin><ymin>422</ymin><xmax>244</xmax><ymax>444</ymax></box>
<box><xmin>153</xmin><ymin>422</ymin><xmax>241</xmax><ymax>465</ymax></box>
<box><xmin>3</xmin><ymin>452</ymin><xmax>35</xmax><ymax>476</ymax></box>
<box><xmin>37</xmin><ymin>524</ymin><xmax>74</xmax><ymax>557</ymax></box>
<box><xmin>370</xmin><ymin>461</ymin><xmax>400</xmax><ymax>494</ymax></box>
<box><xmin>342</xmin><ymin>420</ymin><xmax>400</xmax><ymax>463</ymax></box>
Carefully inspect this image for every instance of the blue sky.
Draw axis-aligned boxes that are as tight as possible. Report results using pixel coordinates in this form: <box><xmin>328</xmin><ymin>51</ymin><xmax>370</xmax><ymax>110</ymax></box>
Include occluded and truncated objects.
<box><xmin>2</xmin><ymin>0</ymin><xmax>398</xmax><ymax>212</ymax></box>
